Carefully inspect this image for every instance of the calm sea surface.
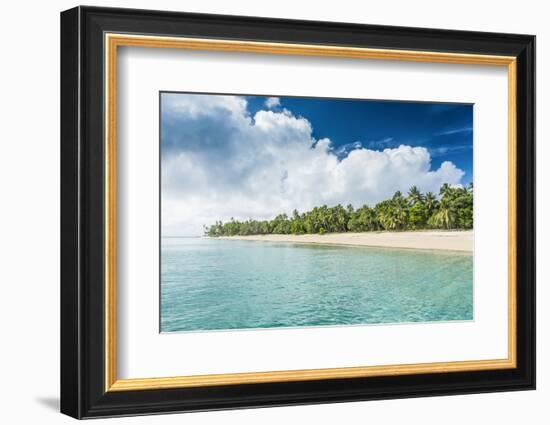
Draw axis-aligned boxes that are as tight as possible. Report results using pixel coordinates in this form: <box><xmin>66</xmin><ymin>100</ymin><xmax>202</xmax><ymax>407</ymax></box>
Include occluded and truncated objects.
<box><xmin>161</xmin><ymin>238</ymin><xmax>473</xmax><ymax>332</ymax></box>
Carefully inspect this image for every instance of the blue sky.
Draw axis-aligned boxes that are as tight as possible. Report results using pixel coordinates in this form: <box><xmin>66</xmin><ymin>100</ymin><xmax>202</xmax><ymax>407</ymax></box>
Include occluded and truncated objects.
<box><xmin>246</xmin><ymin>95</ymin><xmax>473</xmax><ymax>184</ymax></box>
<box><xmin>161</xmin><ymin>92</ymin><xmax>472</xmax><ymax>236</ymax></box>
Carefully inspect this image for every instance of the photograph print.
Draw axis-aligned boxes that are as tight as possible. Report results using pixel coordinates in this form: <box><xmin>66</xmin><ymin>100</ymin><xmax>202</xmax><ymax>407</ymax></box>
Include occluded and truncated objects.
<box><xmin>160</xmin><ymin>92</ymin><xmax>474</xmax><ymax>333</ymax></box>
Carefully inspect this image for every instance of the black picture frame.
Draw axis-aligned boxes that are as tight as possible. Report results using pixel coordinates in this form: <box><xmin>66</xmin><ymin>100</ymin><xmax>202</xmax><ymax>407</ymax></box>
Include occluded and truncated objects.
<box><xmin>61</xmin><ymin>5</ymin><xmax>535</xmax><ymax>419</ymax></box>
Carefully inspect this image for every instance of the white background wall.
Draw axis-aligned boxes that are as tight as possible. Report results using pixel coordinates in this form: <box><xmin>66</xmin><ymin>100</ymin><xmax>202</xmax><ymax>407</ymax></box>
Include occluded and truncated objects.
<box><xmin>0</xmin><ymin>0</ymin><xmax>545</xmax><ymax>423</ymax></box>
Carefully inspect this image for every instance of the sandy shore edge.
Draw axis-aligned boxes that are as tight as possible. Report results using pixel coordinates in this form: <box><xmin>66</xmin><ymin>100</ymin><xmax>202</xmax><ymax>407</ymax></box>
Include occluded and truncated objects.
<box><xmin>217</xmin><ymin>230</ymin><xmax>473</xmax><ymax>253</ymax></box>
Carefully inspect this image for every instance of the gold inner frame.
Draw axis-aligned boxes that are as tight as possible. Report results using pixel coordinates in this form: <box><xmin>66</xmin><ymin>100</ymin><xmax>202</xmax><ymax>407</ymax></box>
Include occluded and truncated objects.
<box><xmin>104</xmin><ymin>33</ymin><xmax>518</xmax><ymax>392</ymax></box>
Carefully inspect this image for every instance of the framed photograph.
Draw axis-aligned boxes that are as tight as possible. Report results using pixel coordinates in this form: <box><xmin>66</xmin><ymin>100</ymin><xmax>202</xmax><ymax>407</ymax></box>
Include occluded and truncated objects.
<box><xmin>60</xmin><ymin>6</ymin><xmax>535</xmax><ymax>419</ymax></box>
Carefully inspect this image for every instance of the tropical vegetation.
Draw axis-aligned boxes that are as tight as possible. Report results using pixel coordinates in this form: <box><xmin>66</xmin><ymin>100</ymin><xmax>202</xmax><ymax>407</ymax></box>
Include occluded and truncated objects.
<box><xmin>204</xmin><ymin>183</ymin><xmax>473</xmax><ymax>237</ymax></box>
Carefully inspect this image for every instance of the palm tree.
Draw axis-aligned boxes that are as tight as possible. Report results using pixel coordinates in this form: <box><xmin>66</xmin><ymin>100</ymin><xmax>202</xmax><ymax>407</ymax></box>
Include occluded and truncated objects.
<box><xmin>392</xmin><ymin>199</ymin><xmax>408</xmax><ymax>229</ymax></box>
<box><xmin>429</xmin><ymin>203</ymin><xmax>457</xmax><ymax>229</ymax></box>
<box><xmin>350</xmin><ymin>205</ymin><xmax>377</xmax><ymax>231</ymax></box>
<box><xmin>407</xmin><ymin>185</ymin><xmax>424</xmax><ymax>205</ymax></box>
<box><xmin>205</xmin><ymin>182</ymin><xmax>474</xmax><ymax>236</ymax></box>
<box><xmin>392</xmin><ymin>190</ymin><xmax>404</xmax><ymax>202</ymax></box>
<box><xmin>424</xmin><ymin>192</ymin><xmax>439</xmax><ymax>215</ymax></box>
<box><xmin>377</xmin><ymin>208</ymin><xmax>394</xmax><ymax>230</ymax></box>
<box><xmin>439</xmin><ymin>183</ymin><xmax>453</xmax><ymax>199</ymax></box>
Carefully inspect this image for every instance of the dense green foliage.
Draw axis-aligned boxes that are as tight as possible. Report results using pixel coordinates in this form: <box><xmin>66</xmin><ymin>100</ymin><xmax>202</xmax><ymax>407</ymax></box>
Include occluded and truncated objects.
<box><xmin>204</xmin><ymin>183</ymin><xmax>473</xmax><ymax>236</ymax></box>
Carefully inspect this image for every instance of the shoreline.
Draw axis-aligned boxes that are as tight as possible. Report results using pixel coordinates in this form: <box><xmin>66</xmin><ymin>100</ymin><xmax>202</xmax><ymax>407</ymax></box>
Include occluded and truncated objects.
<box><xmin>216</xmin><ymin>230</ymin><xmax>473</xmax><ymax>253</ymax></box>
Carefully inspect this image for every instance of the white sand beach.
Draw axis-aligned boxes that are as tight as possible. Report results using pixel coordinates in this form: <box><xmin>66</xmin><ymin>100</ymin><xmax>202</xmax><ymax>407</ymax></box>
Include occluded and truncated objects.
<box><xmin>219</xmin><ymin>230</ymin><xmax>473</xmax><ymax>253</ymax></box>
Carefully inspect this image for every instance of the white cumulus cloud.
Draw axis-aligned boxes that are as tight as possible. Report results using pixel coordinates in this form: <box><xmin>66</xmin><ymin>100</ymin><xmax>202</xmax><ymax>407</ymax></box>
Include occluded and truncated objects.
<box><xmin>161</xmin><ymin>94</ymin><xmax>465</xmax><ymax>236</ymax></box>
<box><xmin>264</xmin><ymin>96</ymin><xmax>281</xmax><ymax>109</ymax></box>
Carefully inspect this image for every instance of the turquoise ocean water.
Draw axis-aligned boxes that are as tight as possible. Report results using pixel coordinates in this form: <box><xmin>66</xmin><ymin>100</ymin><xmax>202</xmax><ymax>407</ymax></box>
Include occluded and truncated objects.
<box><xmin>160</xmin><ymin>238</ymin><xmax>473</xmax><ymax>332</ymax></box>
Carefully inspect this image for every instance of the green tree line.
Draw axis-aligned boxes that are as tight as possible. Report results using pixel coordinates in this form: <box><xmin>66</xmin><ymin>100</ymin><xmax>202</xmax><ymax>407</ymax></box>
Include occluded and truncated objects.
<box><xmin>204</xmin><ymin>183</ymin><xmax>473</xmax><ymax>237</ymax></box>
